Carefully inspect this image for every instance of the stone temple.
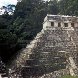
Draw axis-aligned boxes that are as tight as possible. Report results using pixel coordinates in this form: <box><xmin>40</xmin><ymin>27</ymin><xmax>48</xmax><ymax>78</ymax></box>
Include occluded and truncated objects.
<box><xmin>9</xmin><ymin>14</ymin><xmax>78</xmax><ymax>78</ymax></box>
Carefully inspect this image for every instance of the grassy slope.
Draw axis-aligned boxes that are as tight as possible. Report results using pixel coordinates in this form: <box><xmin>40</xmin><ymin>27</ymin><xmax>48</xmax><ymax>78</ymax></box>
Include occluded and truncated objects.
<box><xmin>60</xmin><ymin>75</ymin><xmax>78</xmax><ymax>78</ymax></box>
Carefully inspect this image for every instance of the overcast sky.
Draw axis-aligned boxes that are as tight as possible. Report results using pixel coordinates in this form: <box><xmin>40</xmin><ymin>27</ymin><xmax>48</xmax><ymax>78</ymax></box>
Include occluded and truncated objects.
<box><xmin>0</xmin><ymin>0</ymin><xmax>48</xmax><ymax>8</ymax></box>
<box><xmin>0</xmin><ymin>0</ymin><xmax>18</xmax><ymax>7</ymax></box>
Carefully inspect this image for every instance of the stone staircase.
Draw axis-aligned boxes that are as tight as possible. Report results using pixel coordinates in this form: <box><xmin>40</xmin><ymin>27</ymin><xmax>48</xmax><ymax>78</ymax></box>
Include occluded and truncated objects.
<box><xmin>20</xmin><ymin>28</ymin><xmax>68</xmax><ymax>77</ymax></box>
<box><xmin>9</xmin><ymin>27</ymin><xmax>78</xmax><ymax>78</ymax></box>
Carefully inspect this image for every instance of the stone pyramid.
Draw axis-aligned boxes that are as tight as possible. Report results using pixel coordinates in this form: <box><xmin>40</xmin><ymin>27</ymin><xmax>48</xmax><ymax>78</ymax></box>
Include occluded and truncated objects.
<box><xmin>10</xmin><ymin>14</ymin><xmax>78</xmax><ymax>78</ymax></box>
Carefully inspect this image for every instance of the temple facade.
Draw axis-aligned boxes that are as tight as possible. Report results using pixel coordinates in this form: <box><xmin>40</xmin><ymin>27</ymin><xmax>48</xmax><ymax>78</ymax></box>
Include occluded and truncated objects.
<box><xmin>43</xmin><ymin>14</ymin><xmax>78</xmax><ymax>30</ymax></box>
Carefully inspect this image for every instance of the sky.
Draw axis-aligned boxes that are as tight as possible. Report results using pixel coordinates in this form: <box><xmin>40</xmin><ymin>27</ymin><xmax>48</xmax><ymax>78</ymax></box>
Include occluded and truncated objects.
<box><xmin>0</xmin><ymin>0</ymin><xmax>18</xmax><ymax>8</ymax></box>
<box><xmin>0</xmin><ymin>0</ymin><xmax>48</xmax><ymax>8</ymax></box>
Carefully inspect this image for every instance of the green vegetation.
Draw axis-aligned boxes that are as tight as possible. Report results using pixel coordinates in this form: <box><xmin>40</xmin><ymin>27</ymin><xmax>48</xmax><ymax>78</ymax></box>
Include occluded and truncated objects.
<box><xmin>0</xmin><ymin>0</ymin><xmax>78</xmax><ymax>63</ymax></box>
<box><xmin>60</xmin><ymin>75</ymin><xmax>78</xmax><ymax>78</ymax></box>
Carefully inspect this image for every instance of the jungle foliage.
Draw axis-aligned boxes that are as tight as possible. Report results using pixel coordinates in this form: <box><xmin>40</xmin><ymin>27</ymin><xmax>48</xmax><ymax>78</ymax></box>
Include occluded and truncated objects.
<box><xmin>0</xmin><ymin>0</ymin><xmax>78</xmax><ymax>63</ymax></box>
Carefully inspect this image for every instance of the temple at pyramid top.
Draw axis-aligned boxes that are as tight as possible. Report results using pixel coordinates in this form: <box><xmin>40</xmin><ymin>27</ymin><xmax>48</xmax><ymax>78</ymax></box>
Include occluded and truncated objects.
<box><xmin>43</xmin><ymin>14</ymin><xmax>78</xmax><ymax>30</ymax></box>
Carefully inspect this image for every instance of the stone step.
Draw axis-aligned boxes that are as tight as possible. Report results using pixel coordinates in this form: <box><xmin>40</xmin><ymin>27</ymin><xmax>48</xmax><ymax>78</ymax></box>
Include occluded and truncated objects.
<box><xmin>29</xmin><ymin>53</ymin><xmax>40</xmax><ymax>59</ymax></box>
<box><xmin>21</xmin><ymin>66</ymin><xmax>41</xmax><ymax>76</ymax></box>
<box><xmin>20</xmin><ymin>61</ymin><xmax>66</xmax><ymax>77</ymax></box>
<box><xmin>22</xmin><ymin>65</ymin><xmax>40</xmax><ymax>68</ymax></box>
<box><xmin>39</xmin><ymin>56</ymin><xmax>65</xmax><ymax>59</ymax></box>
<box><xmin>25</xmin><ymin>59</ymin><xmax>39</xmax><ymax>66</ymax></box>
<box><xmin>39</xmin><ymin>60</ymin><xmax>66</xmax><ymax>64</ymax></box>
<box><xmin>22</xmin><ymin>62</ymin><xmax>66</xmax><ymax>68</ymax></box>
<box><xmin>41</xmin><ymin>52</ymin><xmax>51</xmax><ymax>54</ymax></box>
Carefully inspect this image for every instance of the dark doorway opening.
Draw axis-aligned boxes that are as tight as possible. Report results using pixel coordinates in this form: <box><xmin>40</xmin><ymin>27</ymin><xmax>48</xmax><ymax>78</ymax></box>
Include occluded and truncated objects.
<box><xmin>58</xmin><ymin>23</ymin><xmax>61</xmax><ymax>27</ymax></box>
<box><xmin>51</xmin><ymin>22</ymin><xmax>54</xmax><ymax>26</ymax></box>
<box><xmin>71</xmin><ymin>23</ymin><xmax>74</xmax><ymax>27</ymax></box>
<box><xmin>64</xmin><ymin>23</ymin><xmax>68</xmax><ymax>27</ymax></box>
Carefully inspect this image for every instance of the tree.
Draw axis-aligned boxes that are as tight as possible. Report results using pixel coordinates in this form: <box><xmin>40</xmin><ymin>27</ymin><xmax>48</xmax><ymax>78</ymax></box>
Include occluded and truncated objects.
<box><xmin>0</xmin><ymin>15</ymin><xmax>18</xmax><ymax>63</ymax></box>
<box><xmin>58</xmin><ymin>0</ymin><xmax>78</xmax><ymax>16</ymax></box>
<box><xmin>47</xmin><ymin>0</ymin><xmax>59</xmax><ymax>14</ymax></box>
<box><xmin>12</xmin><ymin>0</ymin><xmax>47</xmax><ymax>48</ymax></box>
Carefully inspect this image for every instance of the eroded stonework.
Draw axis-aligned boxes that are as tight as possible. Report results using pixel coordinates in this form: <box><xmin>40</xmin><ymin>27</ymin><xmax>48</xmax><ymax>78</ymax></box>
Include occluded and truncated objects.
<box><xmin>9</xmin><ymin>14</ymin><xmax>78</xmax><ymax>78</ymax></box>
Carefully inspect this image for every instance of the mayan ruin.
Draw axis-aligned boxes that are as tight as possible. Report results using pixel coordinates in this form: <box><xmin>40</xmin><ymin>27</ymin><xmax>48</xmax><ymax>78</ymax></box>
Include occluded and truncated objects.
<box><xmin>5</xmin><ymin>14</ymin><xmax>78</xmax><ymax>78</ymax></box>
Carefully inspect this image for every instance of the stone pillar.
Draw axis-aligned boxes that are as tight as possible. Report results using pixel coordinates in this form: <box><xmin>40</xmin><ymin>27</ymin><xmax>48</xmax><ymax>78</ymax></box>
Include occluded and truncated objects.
<box><xmin>61</xmin><ymin>22</ymin><xmax>64</xmax><ymax>28</ymax></box>
<box><xmin>54</xmin><ymin>21</ymin><xmax>58</xmax><ymax>27</ymax></box>
<box><xmin>68</xmin><ymin>22</ymin><xmax>71</xmax><ymax>28</ymax></box>
<box><xmin>75</xmin><ymin>23</ymin><xmax>78</xmax><ymax>27</ymax></box>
